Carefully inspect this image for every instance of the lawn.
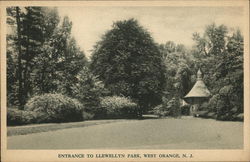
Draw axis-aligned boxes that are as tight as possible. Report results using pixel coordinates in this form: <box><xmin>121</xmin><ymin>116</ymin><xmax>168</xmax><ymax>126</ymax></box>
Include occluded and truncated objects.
<box><xmin>8</xmin><ymin>117</ymin><xmax>243</xmax><ymax>149</ymax></box>
<box><xmin>8</xmin><ymin>119</ymin><xmax>128</xmax><ymax>136</ymax></box>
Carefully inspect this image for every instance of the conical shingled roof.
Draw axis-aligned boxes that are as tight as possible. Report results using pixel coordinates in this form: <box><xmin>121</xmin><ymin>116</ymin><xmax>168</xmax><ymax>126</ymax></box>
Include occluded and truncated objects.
<box><xmin>184</xmin><ymin>69</ymin><xmax>211</xmax><ymax>98</ymax></box>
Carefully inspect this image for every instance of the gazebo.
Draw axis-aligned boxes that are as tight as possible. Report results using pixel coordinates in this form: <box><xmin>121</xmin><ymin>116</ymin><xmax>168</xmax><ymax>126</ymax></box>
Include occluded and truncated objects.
<box><xmin>184</xmin><ymin>69</ymin><xmax>211</xmax><ymax>115</ymax></box>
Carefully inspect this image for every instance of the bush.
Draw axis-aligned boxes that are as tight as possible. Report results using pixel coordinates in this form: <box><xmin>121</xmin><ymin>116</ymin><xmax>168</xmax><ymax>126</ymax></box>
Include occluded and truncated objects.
<box><xmin>208</xmin><ymin>85</ymin><xmax>243</xmax><ymax>121</ymax></box>
<box><xmin>25</xmin><ymin>93</ymin><xmax>84</xmax><ymax>123</ymax></box>
<box><xmin>181</xmin><ymin>104</ymin><xmax>190</xmax><ymax>115</ymax></box>
<box><xmin>7</xmin><ymin>109</ymin><xmax>39</xmax><ymax>126</ymax></box>
<box><xmin>166</xmin><ymin>97</ymin><xmax>181</xmax><ymax>117</ymax></box>
<box><xmin>206</xmin><ymin>93</ymin><xmax>243</xmax><ymax>121</ymax></box>
<box><xmin>99</xmin><ymin>96</ymin><xmax>138</xmax><ymax>119</ymax></box>
<box><xmin>82</xmin><ymin>111</ymin><xmax>95</xmax><ymax>120</ymax></box>
<box><xmin>152</xmin><ymin>104</ymin><xmax>170</xmax><ymax>117</ymax></box>
<box><xmin>235</xmin><ymin>113</ymin><xmax>244</xmax><ymax>121</ymax></box>
<box><xmin>208</xmin><ymin>94</ymin><xmax>220</xmax><ymax>112</ymax></box>
<box><xmin>152</xmin><ymin>97</ymin><xmax>181</xmax><ymax>117</ymax></box>
<box><xmin>71</xmin><ymin>68</ymin><xmax>110</xmax><ymax>115</ymax></box>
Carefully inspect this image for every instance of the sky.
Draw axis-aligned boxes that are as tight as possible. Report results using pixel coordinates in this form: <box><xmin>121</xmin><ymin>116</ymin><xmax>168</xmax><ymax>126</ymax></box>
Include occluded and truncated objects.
<box><xmin>58</xmin><ymin>6</ymin><xmax>244</xmax><ymax>58</ymax></box>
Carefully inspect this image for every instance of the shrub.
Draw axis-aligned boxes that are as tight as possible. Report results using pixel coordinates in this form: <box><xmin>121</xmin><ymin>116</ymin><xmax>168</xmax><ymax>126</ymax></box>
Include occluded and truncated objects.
<box><xmin>7</xmin><ymin>109</ymin><xmax>38</xmax><ymax>126</ymax></box>
<box><xmin>211</xmin><ymin>85</ymin><xmax>243</xmax><ymax>121</ymax></box>
<box><xmin>181</xmin><ymin>104</ymin><xmax>190</xmax><ymax>115</ymax></box>
<box><xmin>7</xmin><ymin>109</ymin><xmax>24</xmax><ymax>125</ymax></box>
<box><xmin>208</xmin><ymin>94</ymin><xmax>220</xmax><ymax>112</ymax></box>
<box><xmin>207</xmin><ymin>94</ymin><xmax>230</xmax><ymax>120</ymax></box>
<box><xmin>152</xmin><ymin>104</ymin><xmax>170</xmax><ymax>117</ymax></box>
<box><xmin>235</xmin><ymin>113</ymin><xmax>244</xmax><ymax>121</ymax></box>
<box><xmin>152</xmin><ymin>97</ymin><xmax>181</xmax><ymax>117</ymax></box>
<box><xmin>82</xmin><ymin>111</ymin><xmax>95</xmax><ymax>120</ymax></box>
<box><xmin>99</xmin><ymin>96</ymin><xmax>138</xmax><ymax>118</ymax></box>
<box><xmin>25</xmin><ymin>93</ymin><xmax>84</xmax><ymax>123</ymax></box>
<box><xmin>152</xmin><ymin>104</ymin><xmax>162</xmax><ymax>117</ymax></box>
<box><xmin>167</xmin><ymin>97</ymin><xmax>181</xmax><ymax>117</ymax></box>
<box><xmin>71</xmin><ymin>68</ymin><xmax>110</xmax><ymax>115</ymax></box>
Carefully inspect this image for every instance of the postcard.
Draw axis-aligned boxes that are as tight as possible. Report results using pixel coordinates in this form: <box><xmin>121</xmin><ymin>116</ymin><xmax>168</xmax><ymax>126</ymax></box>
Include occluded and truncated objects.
<box><xmin>1</xmin><ymin>0</ymin><xmax>249</xmax><ymax>161</ymax></box>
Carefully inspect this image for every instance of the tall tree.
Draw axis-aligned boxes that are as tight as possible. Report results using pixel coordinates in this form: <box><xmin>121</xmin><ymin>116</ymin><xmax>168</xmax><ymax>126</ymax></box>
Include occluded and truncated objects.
<box><xmin>7</xmin><ymin>7</ymin><xmax>26</xmax><ymax>108</ymax></box>
<box><xmin>192</xmin><ymin>24</ymin><xmax>228</xmax><ymax>90</ymax></box>
<box><xmin>6</xmin><ymin>7</ymin><xmax>20</xmax><ymax>106</ymax></box>
<box><xmin>6</xmin><ymin>7</ymin><xmax>87</xmax><ymax>108</ymax></box>
<box><xmin>7</xmin><ymin>7</ymin><xmax>60</xmax><ymax>108</ymax></box>
<box><xmin>192</xmin><ymin>24</ymin><xmax>243</xmax><ymax>119</ymax></box>
<box><xmin>159</xmin><ymin>42</ymin><xmax>192</xmax><ymax>99</ymax></box>
<box><xmin>32</xmin><ymin>16</ymin><xmax>87</xmax><ymax>95</ymax></box>
<box><xmin>15</xmin><ymin>7</ymin><xmax>24</xmax><ymax>108</ymax></box>
<box><xmin>90</xmin><ymin>19</ymin><xmax>166</xmax><ymax>116</ymax></box>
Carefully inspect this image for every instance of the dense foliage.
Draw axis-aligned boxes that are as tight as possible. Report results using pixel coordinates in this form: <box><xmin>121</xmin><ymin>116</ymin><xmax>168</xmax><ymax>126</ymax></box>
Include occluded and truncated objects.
<box><xmin>99</xmin><ymin>96</ymin><xmax>138</xmax><ymax>118</ymax></box>
<box><xmin>157</xmin><ymin>41</ymin><xmax>193</xmax><ymax>117</ymax></box>
<box><xmin>7</xmin><ymin>7</ymin><xmax>243</xmax><ymax>123</ymax></box>
<box><xmin>90</xmin><ymin>19</ymin><xmax>166</xmax><ymax>117</ymax></box>
<box><xmin>71</xmin><ymin>67</ymin><xmax>110</xmax><ymax>116</ymax></box>
<box><xmin>152</xmin><ymin>105</ymin><xmax>169</xmax><ymax>117</ymax></box>
<box><xmin>7</xmin><ymin>109</ymin><xmax>39</xmax><ymax>126</ymax></box>
<box><xmin>25</xmin><ymin>93</ymin><xmax>84</xmax><ymax>122</ymax></box>
<box><xmin>155</xmin><ymin>24</ymin><xmax>243</xmax><ymax>120</ymax></box>
<box><xmin>152</xmin><ymin>97</ymin><xmax>181</xmax><ymax>117</ymax></box>
<box><xmin>192</xmin><ymin>24</ymin><xmax>243</xmax><ymax>120</ymax></box>
<box><xmin>7</xmin><ymin>7</ymin><xmax>87</xmax><ymax>109</ymax></box>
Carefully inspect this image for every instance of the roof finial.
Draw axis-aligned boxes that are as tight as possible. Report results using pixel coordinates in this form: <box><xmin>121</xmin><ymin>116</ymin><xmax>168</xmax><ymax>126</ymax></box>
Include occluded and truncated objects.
<box><xmin>197</xmin><ymin>69</ymin><xmax>202</xmax><ymax>80</ymax></box>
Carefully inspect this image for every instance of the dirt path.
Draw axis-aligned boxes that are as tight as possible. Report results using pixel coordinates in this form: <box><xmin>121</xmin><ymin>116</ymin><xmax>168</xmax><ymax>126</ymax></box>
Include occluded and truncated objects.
<box><xmin>8</xmin><ymin>117</ymin><xmax>243</xmax><ymax>149</ymax></box>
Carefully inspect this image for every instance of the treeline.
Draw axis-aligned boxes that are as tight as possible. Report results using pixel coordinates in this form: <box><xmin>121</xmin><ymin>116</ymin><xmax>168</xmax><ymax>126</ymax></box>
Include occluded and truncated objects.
<box><xmin>191</xmin><ymin>24</ymin><xmax>243</xmax><ymax>120</ymax></box>
<box><xmin>7</xmin><ymin>7</ymin><xmax>87</xmax><ymax>108</ymax></box>
<box><xmin>7</xmin><ymin>7</ymin><xmax>243</xmax><ymax>125</ymax></box>
<box><xmin>154</xmin><ymin>24</ymin><xmax>243</xmax><ymax>121</ymax></box>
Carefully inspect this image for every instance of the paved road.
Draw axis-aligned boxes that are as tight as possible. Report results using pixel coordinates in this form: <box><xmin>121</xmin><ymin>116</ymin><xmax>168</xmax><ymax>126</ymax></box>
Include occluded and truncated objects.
<box><xmin>8</xmin><ymin>117</ymin><xmax>243</xmax><ymax>149</ymax></box>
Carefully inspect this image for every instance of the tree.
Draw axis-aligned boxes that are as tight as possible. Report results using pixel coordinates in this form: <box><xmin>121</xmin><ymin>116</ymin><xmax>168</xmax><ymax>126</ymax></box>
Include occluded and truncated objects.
<box><xmin>193</xmin><ymin>23</ymin><xmax>228</xmax><ymax>57</ymax></box>
<box><xmin>159</xmin><ymin>42</ymin><xmax>192</xmax><ymax>99</ymax></box>
<box><xmin>71</xmin><ymin>67</ymin><xmax>109</xmax><ymax>115</ymax></box>
<box><xmin>15</xmin><ymin>7</ymin><xmax>23</xmax><ymax>108</ymax></box>
<box><xmin>6</xmin><ymin>7</ymin><xmax>87</xmax><ymax>109</ymax></box>
<box><xmin>217</xmin><ymin>29</ymin><xmax>243</xmax><ymax>114</ymax></box>
<box><xmin>6</xmin><ymin>7</ymin><xmax>24</xmax><ymax>108</ymax></box>
<box><xmin>192</xmin><ymin>24</ymin><xmax>228</xmax><ymax>90</ymax></box>
<box><xmin>158</xmin><ymin>42</ymin><xmax>192</xmax><ymax>117</ymax></box>
<box><xmin>33</xmin><ymin>16</ymin><xmax>87</xmax><ymax>95</ymax></box>
<box><xmin>191</xmin><ymin>24</ymin><xmax>243</xmax><ymax>120</ymax></box>
<box><xmin>90</xmin><ymin>19</ymin><xmax>166</xmax><ymax>116</ymax></box>
<box><xmin>6</xmin><ymin>7</ymin><xmax>18</xmax><ymax>106</ymax></box>
<box><xmin>7</xmin><ymin>7</ymin><xmax>62</xmax><ymax>108</ymax></box>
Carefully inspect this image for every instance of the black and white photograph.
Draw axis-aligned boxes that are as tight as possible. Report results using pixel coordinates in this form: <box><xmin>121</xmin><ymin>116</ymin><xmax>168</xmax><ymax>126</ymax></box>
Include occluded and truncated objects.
<box><xmin>1</xmin><ymin>0</ymin><xmax>249</xmax><ymax>161</ymax></box>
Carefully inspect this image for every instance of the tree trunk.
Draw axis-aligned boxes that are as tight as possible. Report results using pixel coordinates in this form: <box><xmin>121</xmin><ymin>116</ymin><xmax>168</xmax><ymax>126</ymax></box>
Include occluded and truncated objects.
<box><xmin>23</xmin><ymin>37</ymin><xmax>31</xmax><ymax>105</ymax></box>
<box><xmin>15</xmin><ymin>7</ymin><xmax>24</xmax><ymax>109</ymax></box>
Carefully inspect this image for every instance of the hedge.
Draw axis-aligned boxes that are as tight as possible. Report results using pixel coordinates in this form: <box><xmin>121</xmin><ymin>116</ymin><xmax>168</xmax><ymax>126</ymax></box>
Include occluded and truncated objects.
<box><xmin>25</xmin><ymin>93</ymin><xmax>85</xmax><ymax>123</ymax></box>
<box><xmin>7</xmin><ymin>109</ymin><xmax>46</xmax><ymax>126</ymax></box>
<box><xmin>98</xmin><ymin>96</ymin><xmax>138</xmax><ymax>119</ymax></box>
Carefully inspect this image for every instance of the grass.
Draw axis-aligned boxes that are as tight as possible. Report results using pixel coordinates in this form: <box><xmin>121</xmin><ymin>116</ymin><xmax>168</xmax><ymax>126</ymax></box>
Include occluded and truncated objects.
<box><xmin>8</xmin><ymin>117</ymin><xmax>243</xmax><ymax>149</ymax></box>
<box><xmin>7</xmin><ymin>114</ymin><xmax>158</xmax><ymax>136</ymax></box>
<box><xmin>7</xmin><ymin>119</ymin><xmax>127</xmax><ymax>136</ymax></box>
